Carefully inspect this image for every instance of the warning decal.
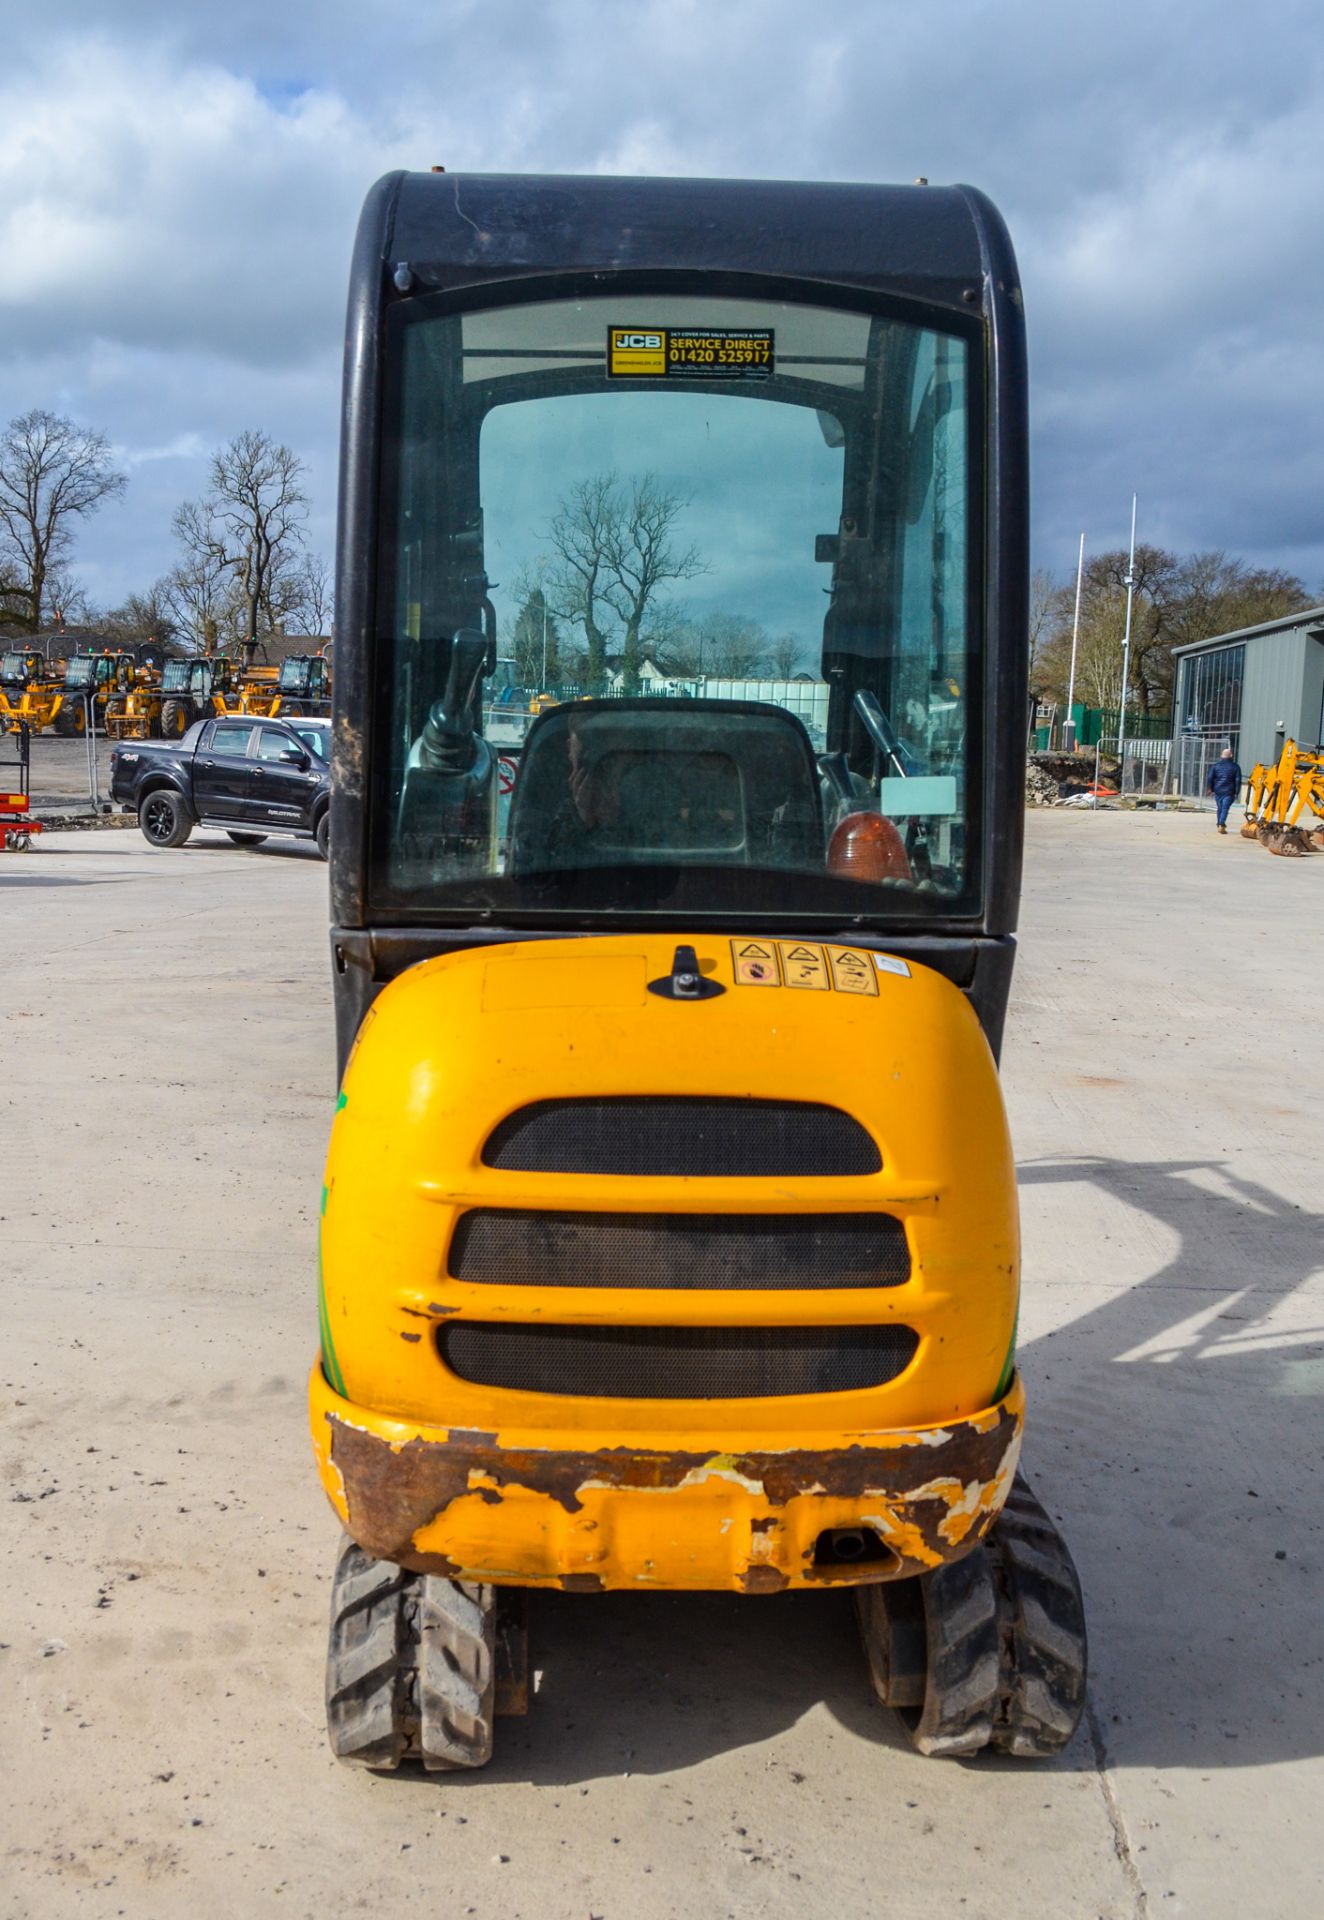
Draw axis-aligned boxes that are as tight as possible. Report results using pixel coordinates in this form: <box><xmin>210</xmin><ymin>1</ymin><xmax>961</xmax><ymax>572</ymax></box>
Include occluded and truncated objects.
<box><xmin>729</xmin><ymin>940</ymin><xmax>886</xmax><ymax>994</ymax></box>
<box><xmin>777</xmin><ymin>942</ymin><xmax>829</xmax><ymax>990</ymax></box>
<box><xmin>730</xmin><ymin>939</ymin><xmax>780</xmax><ymax>986</ymax></box>
<box><xmin>825</xmin><ymin>947</ymin><xmax>878</xmax><ymax>996</ymax></box>
<box><xmin>609</xmin><ymin>327</ymin><xmax>774</xmax><ymax>381</ymax></box>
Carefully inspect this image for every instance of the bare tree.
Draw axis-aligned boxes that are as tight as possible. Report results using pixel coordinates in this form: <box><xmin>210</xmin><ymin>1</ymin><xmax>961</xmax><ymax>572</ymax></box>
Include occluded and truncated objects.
<box><xmin>174</xmin><ymin>431</ymin><xmax>308</xmax><ymax>657</ymax></box>
<box><xmin>1036</xmin><ymin>547</ymin><xmax>1310</xmax><ymax>714</ymax></box>
<box><xmin>162</xmin><ymin>527</ymin><xmax>243</xmax><ymax>654</ymax></box>
<box><xmin>1027</xmin><ymin>566</ymin><xmax>1058</xmax><ymax>691</ymax></box>
<box><xmin>545</xmin><ymin>472</ymin><xmax>705</xmax><ymax>692</ymax></box>
<box><xmin>769</xmin><ymin>632</ymin><xmax>804</xmax><ymax>679</ymax></box>
<box><xmin>655</xmin><ymin>611</ymin><xmax>769</xmax><ymax>679</ymax></box>
<box><xmin>509</xmin><ymin>584</ymin><xmax>563</xmax><ymax>687</ymax></box>
<box><xmin>0</xmin><ymin>410</ymin><xmax>126</xmax><ymax>631</ymax></box>
<box><xmin>544</xmin><ymin>475</ymin><xmax>623</xmax><ymax>692</ymax></box>
<box><xmin>288</xmin><ymin>551</ymin><xmax>334</xmax><ymax>637</ymax></box>
<box><xmin>102</xmin><ymin>581</ymin><xmax>181</xmax><ymax>651</ymax></box>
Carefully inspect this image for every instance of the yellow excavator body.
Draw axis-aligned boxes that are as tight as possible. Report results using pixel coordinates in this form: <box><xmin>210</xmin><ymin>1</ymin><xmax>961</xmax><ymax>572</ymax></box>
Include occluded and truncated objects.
<box><xmin>309</xmin><ymin>932</ymin><xmax>1022</xmax><ymax>1595</ymax></box>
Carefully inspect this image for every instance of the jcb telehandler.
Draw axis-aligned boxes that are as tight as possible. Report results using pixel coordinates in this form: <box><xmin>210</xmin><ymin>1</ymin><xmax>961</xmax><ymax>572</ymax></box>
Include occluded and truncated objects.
<box><xmin>238</xmin><ymin>653</ymin><xmax>332</xmax><ymax>719</ymax></box>
<box><xmin>52</xmin><ymin>651</ymin><xmax>140</xmax><ymax>735</ymax></box>
<box><xmin>0</xmin><ymin>648</ymin><xmax>64</xmax><ymax>734</ymax></box>
<box><xmin>312</xmin><ymin>171</ymin><xmax>1087</xmax><ymax>1770</ymax></box>
<box><xmin>157</xmin><ymin>656</ymin><xmax>242</xmax><ymax>736</ymax></box>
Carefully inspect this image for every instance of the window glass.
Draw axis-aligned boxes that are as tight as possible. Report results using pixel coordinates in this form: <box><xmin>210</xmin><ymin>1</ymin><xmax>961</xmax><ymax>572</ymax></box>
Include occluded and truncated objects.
<box><xmin>254</xmin><ymin>728</ymin><xmax>293</xmax><ymax>761</ymax></box>
<box><xmin>374</xmin><ymin>292</ymin><xmax>977</xmax><ymax>921</ymax></box>
<box><xmin>211</xmin><ymin>723</ymin><xmax>258</xmax><ymax>757</ymax></box>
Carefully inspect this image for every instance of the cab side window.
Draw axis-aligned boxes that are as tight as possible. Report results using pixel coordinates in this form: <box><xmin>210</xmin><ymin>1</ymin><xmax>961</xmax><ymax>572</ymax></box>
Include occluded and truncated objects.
<box><xmin>256</xmin><ymin>727</ymin><xmax>302</xmax><ymax>762</ymax></box>
<box><xmin>211</xmin><ymin>723</ymin><xmax>258</xmax><ymax>757</ymax></box>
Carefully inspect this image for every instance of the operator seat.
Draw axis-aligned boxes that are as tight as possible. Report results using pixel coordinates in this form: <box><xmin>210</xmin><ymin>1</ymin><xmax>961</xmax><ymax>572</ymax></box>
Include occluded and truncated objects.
<box><xmin>507</xmin><ymin>698</ymin><xmax>824</xmax><ymax>876</ymax></box>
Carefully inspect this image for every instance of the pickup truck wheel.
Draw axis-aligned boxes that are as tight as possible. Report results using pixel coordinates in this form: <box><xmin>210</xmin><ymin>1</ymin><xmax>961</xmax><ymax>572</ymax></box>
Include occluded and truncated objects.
<box><xmin>160</xmin><ymin>700</ymin><xmax>188</xmax><ymax>738</ymax></box>
<box><xmin>315</xmin><ymin>812</ymin><xmax>330</xmax><ymax>860</ymax></box>
<box><xmin>139</xmin><ymin>788</ymin><xmax>193</xmax><ymax>849</ymax></box>
<box><xmin>226</xmin><ymin>831</ymin><xmax>268</xmax><ymax>846</ymax></box>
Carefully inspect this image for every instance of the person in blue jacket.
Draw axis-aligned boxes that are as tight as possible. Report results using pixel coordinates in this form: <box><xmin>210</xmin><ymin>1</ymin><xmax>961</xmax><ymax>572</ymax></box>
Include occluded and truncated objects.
<box><xmin>1206</xmin><ymin>747</ymin><xmax>1243</xmax><ymax>833</ymax></box>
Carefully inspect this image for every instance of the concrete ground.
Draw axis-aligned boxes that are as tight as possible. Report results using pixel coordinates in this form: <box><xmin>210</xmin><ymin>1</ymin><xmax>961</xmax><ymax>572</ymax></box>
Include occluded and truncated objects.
<box><xmin>1</xmin><ymin>811</ymin><xmax>1321</xmax><ymax>1920</ymax></box>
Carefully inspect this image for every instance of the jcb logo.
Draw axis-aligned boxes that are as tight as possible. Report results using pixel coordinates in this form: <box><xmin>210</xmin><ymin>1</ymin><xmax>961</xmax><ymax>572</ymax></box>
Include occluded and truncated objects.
<box><xmin>614</xmin><ymin>332</ymin><xmax>662</xmax><ymax>349</ymax></box>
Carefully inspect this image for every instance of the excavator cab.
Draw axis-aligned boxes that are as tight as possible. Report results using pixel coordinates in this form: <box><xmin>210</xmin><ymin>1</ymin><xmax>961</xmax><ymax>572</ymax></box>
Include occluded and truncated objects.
<box><xmin>2</xmin><ymin>648</ymin><xmax>67</xmax><ymax>735</ymax></box>
<box><xmin>159</xmin><ymin>657</ymin><xmax>240</xmax><ymax>736</ymax></box>
<box><xmin>274</xmin><ymin>653</ymin><xmax>332</xmax><ymax>715</ymax></box>
<box><xmin>53</xmin><ymin>652</ymin><xmax>139</xmax><ymax>735</ymax></box>
<box><xmin>313</xmin><ymin>172</ymin><xmax>1086</xmax><ymax>1771</ymax></box>
<box><xmin>0</xmin><ymin>650</ymin><xmax>46</xmax><ymax>732</ymax></box>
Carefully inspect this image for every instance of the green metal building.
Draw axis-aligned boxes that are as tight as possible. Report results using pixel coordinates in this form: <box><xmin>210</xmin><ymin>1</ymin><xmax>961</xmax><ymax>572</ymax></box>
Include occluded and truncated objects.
<box><xmin>1170</xmin><ymin>605</ymin><xmax>1324</xmax><ymax>795</ymax></box>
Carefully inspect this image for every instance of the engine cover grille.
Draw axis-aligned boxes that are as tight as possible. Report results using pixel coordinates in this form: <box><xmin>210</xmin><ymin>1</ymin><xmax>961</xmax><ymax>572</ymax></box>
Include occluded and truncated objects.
<box><xmin>448</xmin><ymin>1209</ymin><xmax>910</xmax><ymax>1291</ymax></box>
<box><xmin>438</xmin><ymin>1322</ymin><xmax>919</xmax><ymax>1399</ymax></box>
<box><xmin>482</xmin><ymin>1096</ymin><xmax>881</xmax><ymax>1178</ymax></box>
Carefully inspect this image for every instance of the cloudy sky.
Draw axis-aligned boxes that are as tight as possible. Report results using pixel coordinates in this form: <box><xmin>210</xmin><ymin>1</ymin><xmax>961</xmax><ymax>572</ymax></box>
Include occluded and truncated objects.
<box><xmin>2</xmin><ymin>0</ymin><xmax>1321</xmax><ymax>618</ymax></box>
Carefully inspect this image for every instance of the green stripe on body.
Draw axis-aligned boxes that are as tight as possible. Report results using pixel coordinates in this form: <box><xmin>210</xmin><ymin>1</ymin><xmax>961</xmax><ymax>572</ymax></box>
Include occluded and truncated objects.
<box><xmin>317</xmin><ymin>1230</ymin><xmax>347</xmax><ymax>1398</ymax></box>
<box><xmin>993</xmin><ymin>1298</ymin><xmax>1020</xmax><ymax>1402</ymax></box>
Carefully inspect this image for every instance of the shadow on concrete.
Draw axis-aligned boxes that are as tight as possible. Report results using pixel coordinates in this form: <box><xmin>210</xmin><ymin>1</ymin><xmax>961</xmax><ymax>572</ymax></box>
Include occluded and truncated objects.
<box><xmin>385</xmin><ymin>1153</ymin><xmax>1323</xmax><ymax>1785</ymax></box>
<box><xmin>147</xmin><ymin>833</ymin><xmax>324</xmax><ymax>863</ymax></box>
<box><xmin>1006</xmin><ymin>1155</ymin><xmax>1324</xmax><ymax>1775</ymax></box>
<box><xmin>382</xmin><ymin>1587</ymin><xmax>897</xmax><ymax>1793</ymax></box>
<box><xmin>0</xmin><ymin>871</ymin><xmax>124</xmax><ymax>887</ymax></box>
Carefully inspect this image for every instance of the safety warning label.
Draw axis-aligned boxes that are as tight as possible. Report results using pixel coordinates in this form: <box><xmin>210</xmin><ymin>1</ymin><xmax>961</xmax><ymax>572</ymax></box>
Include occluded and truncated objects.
<box><xmin>730</xmin><ymin>939</ymin><xmax>780</xmax><ymax>986</ymax></box>
<box><xmin>778</xmin><ymin>942</ymin><xmax>829</xmax><ymax>990</ymax></box>
<box><xmin>608</xmin><ymin>327</ymin><xmax>774</xmax><ymax>381</ymax></box>
<box><xmin>729</xmin><ymin>940</ymin><xmax>881</xmax><ymax>994</ymax></box>
<box><xmin>826</xmin><ymin>946</ymin><xmax>878</xmax><ymax>996</ymax></box>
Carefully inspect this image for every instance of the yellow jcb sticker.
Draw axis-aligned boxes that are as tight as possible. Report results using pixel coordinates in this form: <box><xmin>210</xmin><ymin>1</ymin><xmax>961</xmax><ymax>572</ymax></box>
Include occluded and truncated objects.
<box><xmin>777</xmin><ymin>941</ymin><xmax>829</xmax><ymax>989</ymax></box>
<box><xmin>730</xmin><ymin>938</ymin><xmax>780</xmax><ymax>986</ymax></box>
<box><xmin>826</xmin><ymin>946</ymin><xmax>878</xmax><ymax>995</ymax></box>
<box><xmin>608</xmin><ymin>328</ymin><xmax>666</xmax><ymax>377</ymax></box>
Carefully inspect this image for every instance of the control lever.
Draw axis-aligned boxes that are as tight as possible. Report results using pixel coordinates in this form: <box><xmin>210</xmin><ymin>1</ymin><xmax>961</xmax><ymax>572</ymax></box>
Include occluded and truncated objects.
<box><xmin>418</xmin><ymin>629</ymin><xmax>489</xmax><ymax>774</ymax></box>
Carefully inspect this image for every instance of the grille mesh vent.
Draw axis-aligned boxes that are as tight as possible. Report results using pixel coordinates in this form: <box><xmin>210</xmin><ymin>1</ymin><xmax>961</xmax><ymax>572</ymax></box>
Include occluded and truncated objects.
<box><xmin>482</xmin><ymin>1096</ymin><xmax>881</xmax><ymax>1178</ymax></box>
<box><xmin>448</xmin><ymin>1209</ymin><xmax>909</xmax><ymax>1291</ymax></box>
<box><xmin>438</xmin><ymin>1322</ymin><xmax>919</xmax><ymax>1399</ymax></box>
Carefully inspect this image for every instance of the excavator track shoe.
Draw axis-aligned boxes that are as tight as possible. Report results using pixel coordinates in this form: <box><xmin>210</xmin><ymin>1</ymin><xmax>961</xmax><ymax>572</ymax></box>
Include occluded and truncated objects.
<box><xmin>325</xmin><ymin>1534</ymin><xmax>496</xmax><ymax>1771</ymax></box>
<box><xmin>986</xmin><ymin>1474</ymin><xmax>1088</xmax><ymax>1756</ymax></box>
<box><xmin>856</xmin><ymin>1474</ymin><xmax>1086</xmax><ymax>1759</ymax></box>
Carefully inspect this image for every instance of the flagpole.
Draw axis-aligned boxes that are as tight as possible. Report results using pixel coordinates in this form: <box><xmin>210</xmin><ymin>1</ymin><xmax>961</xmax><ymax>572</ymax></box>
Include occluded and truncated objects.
<box><xmin>1116</xmin><ymin>495</ymin><xmax>1137</xmax><ymax>788</ymax></box>
<box><xmin>1064</xmin><ymin>531</ymin><xmax>1085</xmax><ymax>750</ymax></box>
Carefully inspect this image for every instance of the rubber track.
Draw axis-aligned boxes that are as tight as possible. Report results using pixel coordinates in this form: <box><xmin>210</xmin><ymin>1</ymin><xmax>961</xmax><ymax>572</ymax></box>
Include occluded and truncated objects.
<box><xmin>325</xmin><ymin>1535</ymin><xmax>496</xmax><ymax>1771</ymax></box>
<box><xmin>857</xmin><ymin>1474</ymin><xmax>1087</xmax><ymax>1759</ymax></box>
<box><xmin>415</xmin><ymin>1576</ymin><xmax>496</xmax><ymax>1770</ymax></box>
<box><xmin>902</xmin><ymin>1547</ymin><xmax>1002</xmax><ymax>1756</ymax></box>
<box><xmin>987</xmin><ymin>1476</ymin><xmax>1088</xmax><ymax>1756</ymax></box>
<box><xmin>325</xmin><ymin>1537</ymin><xmax>415</xmax><ymax>1769</ymax></box>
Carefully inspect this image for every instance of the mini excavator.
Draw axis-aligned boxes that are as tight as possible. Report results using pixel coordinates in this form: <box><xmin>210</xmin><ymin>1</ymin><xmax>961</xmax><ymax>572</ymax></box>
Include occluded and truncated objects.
<box><xmin>310</xmin><ymin>172</ymin><xmax>1087</xmax><ymax>1768</ymax></box>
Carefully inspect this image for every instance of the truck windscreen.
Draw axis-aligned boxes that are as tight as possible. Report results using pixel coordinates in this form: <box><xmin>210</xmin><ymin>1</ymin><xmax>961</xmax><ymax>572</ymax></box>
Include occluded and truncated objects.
<box><xmin>373</xmin><ymin>291</ymin><xmax>979</xmax><ymax>921</ymax></box>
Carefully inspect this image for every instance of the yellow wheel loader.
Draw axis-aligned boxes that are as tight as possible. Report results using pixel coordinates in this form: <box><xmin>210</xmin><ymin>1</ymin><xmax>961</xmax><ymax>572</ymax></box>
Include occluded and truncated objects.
<box><xmin>312</xmin><ymin>171</ymin><xmax>1087</xmax><ymax>1769</ymax></box>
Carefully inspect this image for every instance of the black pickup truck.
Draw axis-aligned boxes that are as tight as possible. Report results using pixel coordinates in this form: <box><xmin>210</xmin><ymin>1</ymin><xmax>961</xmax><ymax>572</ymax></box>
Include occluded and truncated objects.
<box><xmin>111</xmin><ymin>713</ymin><xmax>331</xmax><ymax>857</ymax></box>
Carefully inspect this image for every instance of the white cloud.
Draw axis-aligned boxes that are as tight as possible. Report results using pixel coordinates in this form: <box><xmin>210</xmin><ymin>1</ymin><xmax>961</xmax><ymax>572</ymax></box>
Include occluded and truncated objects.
<box><xmin>0</xmin><ymin>2</ymin><xmax>1321</xmax><ymax>604</ymax></box>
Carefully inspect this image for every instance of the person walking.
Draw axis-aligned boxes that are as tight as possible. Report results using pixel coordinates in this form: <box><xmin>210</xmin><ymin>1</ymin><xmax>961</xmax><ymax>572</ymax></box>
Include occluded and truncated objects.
<box><xmin>1206</xmin><ymin>746</ymin><xmax>1243</xmax><ymax>833</ymax></box>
